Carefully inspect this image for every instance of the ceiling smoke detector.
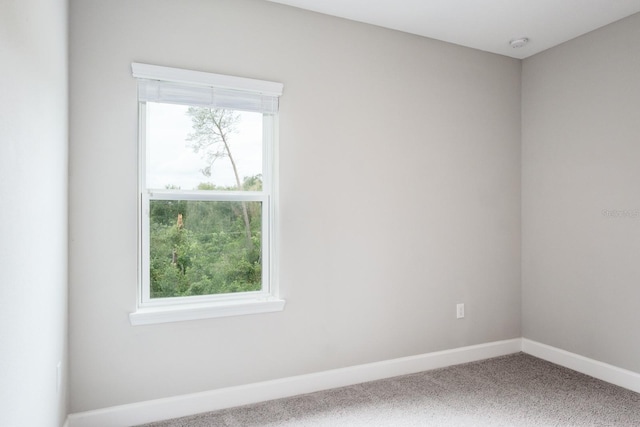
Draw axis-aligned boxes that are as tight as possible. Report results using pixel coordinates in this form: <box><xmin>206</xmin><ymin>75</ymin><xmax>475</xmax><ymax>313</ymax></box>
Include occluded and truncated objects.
<box><xmin>509</xmin><ymin>37</ymin><xmax>529</xmax><ymax>48</ymax></box>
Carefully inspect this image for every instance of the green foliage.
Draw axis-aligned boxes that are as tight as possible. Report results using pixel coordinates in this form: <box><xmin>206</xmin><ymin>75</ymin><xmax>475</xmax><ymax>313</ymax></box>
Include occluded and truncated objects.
<box><xmin>149</xmin><ymin>176</ymin><xmax>264</xmax><ymax>299</ymax></box>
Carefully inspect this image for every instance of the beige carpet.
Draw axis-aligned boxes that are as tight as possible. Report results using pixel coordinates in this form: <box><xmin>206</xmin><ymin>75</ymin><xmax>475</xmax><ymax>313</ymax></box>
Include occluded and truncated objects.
<box><xmin>139</xmin><ymin>353</ymin><xmax>640</xmax><ymax>426</ymax></box>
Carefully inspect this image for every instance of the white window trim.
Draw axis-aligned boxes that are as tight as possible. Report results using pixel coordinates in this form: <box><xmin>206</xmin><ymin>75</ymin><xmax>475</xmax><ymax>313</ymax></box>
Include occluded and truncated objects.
<box><xmin>130</xmin><ymin>63</ymin><xmax>284</xmax><ymax>326</ymax></box>
<box><xmin>129</xmin><ymin>298</ymin><xmax>286</xmax><ymax>326</ymax></box>
<box><xmin>132</xmin><ymin>63</ymin><xmax>283</xmax><ymax>97</ymax></box>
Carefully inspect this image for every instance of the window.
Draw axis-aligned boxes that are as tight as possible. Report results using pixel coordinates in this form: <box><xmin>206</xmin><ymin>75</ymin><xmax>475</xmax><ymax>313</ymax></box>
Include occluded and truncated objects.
<box><xmin>129</xmin><ymin>63</ymin><xmax>285</xmax><ymax>325</ymax></box>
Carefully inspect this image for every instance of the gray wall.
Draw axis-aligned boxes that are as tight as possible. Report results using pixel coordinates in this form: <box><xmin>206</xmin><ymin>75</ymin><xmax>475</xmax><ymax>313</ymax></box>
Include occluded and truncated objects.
<box><xmin>522</xmin><ymin>13</ymin><xmax>640</xmax><ymax>372</ymax></box>
<box><xmin>69</xmin><ymin>0</ymin><xmax>521</xmax><ymax>412</ymax></box>
<box><xmin>0</xmin><ymin>0</ymin><xmax>69</xmax><ymax>426</ymax></box>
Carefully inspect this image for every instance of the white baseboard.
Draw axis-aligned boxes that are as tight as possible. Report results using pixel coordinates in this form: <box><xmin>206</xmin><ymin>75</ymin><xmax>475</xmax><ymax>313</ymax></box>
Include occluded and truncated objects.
<box><xmin>66</xmin><ymin>338</ymin><xmax>521</xmax><ymax>427</ymax></box>
<box><xmin>522</xmin><ymin>338</ymin><xmax>640</xmax><ymax>394</ymax></box>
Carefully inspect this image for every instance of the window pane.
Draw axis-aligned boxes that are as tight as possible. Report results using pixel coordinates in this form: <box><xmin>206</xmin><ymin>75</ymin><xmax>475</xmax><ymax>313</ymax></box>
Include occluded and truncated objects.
<box><xmin>149</xmin><ymin>199</ymin><xmax>262</xmax><ymax>298</ymax></box>
<box><xmin>147</xmin><ymin>102</ymin><xmax>263</xmax><ymax>191</ymax></box>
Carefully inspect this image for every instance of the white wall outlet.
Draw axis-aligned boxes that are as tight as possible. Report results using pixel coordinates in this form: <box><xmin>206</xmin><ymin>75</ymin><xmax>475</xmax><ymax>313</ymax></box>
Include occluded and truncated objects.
<box><xmin>456</xmin><ymin>303</ymin><xmax>465</xmax><ymax>319</ymax></box>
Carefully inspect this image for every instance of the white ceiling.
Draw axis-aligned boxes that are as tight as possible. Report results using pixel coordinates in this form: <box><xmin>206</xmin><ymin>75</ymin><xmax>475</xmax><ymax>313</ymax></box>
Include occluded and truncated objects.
<box><xmin>266</xmin><ymin>0</ymin><xmax>640</xmax><ymax>59</ymax></box>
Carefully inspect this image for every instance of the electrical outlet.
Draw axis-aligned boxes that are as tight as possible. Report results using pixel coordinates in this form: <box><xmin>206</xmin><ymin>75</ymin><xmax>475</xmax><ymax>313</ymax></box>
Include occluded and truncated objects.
<box><xmin>456</xmin><ymin>303</ymin><xmax>465</xmax><ymax>319</ymax></box>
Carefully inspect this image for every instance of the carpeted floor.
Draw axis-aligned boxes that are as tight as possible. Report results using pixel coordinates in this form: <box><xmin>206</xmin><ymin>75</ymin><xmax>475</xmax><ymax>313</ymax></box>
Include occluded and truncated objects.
<box><xmin>139</xmin><ymin>353</ymin><xmax>640</xmax><ymax>426</ymax></box>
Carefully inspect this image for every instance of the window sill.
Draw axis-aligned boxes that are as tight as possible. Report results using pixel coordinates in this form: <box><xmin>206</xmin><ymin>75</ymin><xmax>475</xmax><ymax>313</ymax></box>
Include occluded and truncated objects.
<box><xmin>129</xmin><ymin>297</ymin><xmax>286</xmax><ymax>326</ymax></box>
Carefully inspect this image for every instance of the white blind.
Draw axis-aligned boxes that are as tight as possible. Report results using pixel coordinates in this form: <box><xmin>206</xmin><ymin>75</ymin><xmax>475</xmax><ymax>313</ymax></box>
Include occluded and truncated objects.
<box><xmin>132</xmin><ymin>63</ymin><xmax>283</xmax><ymax>114</ymax></box>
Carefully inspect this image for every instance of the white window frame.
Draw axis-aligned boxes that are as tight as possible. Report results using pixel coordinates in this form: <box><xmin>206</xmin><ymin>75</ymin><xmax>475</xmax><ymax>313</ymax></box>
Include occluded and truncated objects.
<box><xmin>129</xmin><ymin>63</ymin><xmax>285</xmax><ymax>325</ymax></box>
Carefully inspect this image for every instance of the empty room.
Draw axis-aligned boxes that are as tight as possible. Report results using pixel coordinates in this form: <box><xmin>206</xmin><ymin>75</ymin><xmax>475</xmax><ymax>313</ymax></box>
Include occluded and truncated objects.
<box><xmin>2</xmin><ymin>0</ymin><xmax>640</xmax><ymax>426</ymax></box>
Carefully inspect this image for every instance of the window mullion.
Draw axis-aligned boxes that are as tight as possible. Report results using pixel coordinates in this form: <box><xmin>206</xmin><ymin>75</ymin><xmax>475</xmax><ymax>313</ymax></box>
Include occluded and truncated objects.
<box><xmin>147</xmin><ymin>190</ymin><xmax>267</xmax><ymax>202</ymax></box>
